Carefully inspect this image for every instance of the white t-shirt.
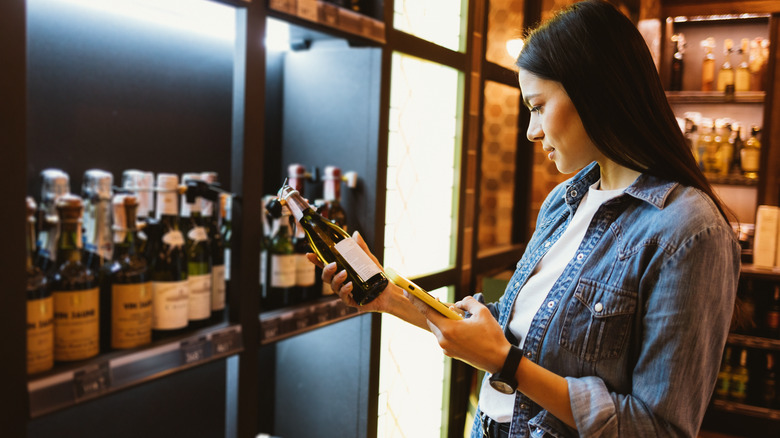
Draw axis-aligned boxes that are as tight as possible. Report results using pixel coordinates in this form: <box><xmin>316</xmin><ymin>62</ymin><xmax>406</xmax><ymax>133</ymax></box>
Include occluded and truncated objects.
<box><xmin>479</xmin><ymin>180</ymin><xmax>624</xmax><ymax>422</ymax></box>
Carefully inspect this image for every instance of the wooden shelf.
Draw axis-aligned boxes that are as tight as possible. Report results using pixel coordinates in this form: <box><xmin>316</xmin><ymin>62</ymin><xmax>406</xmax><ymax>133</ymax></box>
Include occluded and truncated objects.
<box><xmin>259</xmin><ymin>296</ymin><xmax>359</xmax><ymax>344</ymax></box>
<box><xmin>268</xmin><ymin>0</ymin><xmax>385</xmax><ymax>44</ymax></box>
<box><xmin>727</xmin><ymin>333</ymin><xmax>780</xmax><ymax>351</ymax></box>
<box><xmin>741</xmin><ymin>264</ymin><xmax>780</xmax><ymax>280</ymax></box>
<box><xmin>710</xmin><ymin>398</ymin><xmax>780</xmax><ymax>421</ymax></box>
<box><xmin>666</xmin><ymin>91</ymin><xmax>765</xmax><ymax>104</ymax></box>
<box><xmin>708</xmin><ymin>174</ymin><xmax>760</xmax><ymax>186</ymax></box>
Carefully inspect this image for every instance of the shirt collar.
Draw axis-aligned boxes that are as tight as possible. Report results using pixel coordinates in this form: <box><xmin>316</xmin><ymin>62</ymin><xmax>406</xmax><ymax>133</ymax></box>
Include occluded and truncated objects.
<box><xmin>566</xmin><ymin>162</ymin><xmax>678</xmax><ymax>210</ymax></box>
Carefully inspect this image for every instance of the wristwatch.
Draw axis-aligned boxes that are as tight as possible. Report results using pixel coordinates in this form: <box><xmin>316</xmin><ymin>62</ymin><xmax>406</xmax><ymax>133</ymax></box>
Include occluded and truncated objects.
<box><xmin>489</xmin><ymin>345</ymin><xmax>523</xmax><ymax>394</ymax></box>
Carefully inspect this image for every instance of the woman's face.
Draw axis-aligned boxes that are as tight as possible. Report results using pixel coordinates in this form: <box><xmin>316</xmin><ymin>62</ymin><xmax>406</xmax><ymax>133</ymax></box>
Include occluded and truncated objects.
<box><xmin>518</xmin><ymin>69</ymin><xmax>603</xmax><ymax>174</ymax></box>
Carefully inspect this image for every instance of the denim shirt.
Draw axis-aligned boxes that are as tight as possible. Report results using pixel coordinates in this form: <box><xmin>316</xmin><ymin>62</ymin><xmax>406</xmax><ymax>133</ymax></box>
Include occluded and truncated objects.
<box><xmin>470</xmin><ymin>162</ymin><xmax>740</xmax><ymax>438</ymax></box>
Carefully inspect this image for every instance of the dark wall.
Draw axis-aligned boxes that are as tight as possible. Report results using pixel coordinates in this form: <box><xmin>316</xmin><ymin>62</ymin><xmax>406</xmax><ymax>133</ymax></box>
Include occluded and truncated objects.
<box><xmin>26</xmin><ymin>0</ymin><xmax>235</xmax><ymax>197</ymax></box>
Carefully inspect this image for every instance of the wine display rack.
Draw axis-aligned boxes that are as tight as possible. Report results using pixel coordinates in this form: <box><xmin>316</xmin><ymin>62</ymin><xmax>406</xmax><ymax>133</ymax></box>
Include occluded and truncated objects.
<box><xmin>268</xmin><ymin>0</ymin><xmax>385</xmax><ymax>43</ymax></box>
<box><xmin>27</xmin><ymin>324</ymin><xmax>242</xmax><ymax>418</ymax></box>
<box><xmin>259</xmin><ymin>295</ymin><xmax>359</xmax><ymax>344</ymax></box>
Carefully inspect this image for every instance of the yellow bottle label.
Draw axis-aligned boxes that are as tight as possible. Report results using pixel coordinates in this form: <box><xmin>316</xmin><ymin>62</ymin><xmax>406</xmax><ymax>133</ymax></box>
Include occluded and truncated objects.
<box><xmin>53</xmin><ymin>288</ymin><xmax>100</xmax><ymax>361</ymax></box>
<box><xmin>27</xmin><ymin>296</ymin><xmax>54</xmax><ymax>374</ymax></box>
<box><xmin>112</xmin><ymin>282</ymin><xmax>153</xmax><ymax>349</ymax></box>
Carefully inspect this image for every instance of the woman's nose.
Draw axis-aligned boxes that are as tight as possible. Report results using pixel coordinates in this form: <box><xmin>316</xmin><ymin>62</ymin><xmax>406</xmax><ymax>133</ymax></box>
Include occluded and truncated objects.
<box><xmin>527</xmin><ymin>120</ymin><xmax>543</xmax><ymax>142</ymax></box>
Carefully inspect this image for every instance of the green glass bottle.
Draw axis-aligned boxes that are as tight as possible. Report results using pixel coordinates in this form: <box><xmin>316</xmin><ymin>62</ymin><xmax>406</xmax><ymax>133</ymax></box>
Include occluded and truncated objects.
<box><xmin>715</xmin><ymin>346</ymin><xmax>733</xmax><ymax>400</ymax></box>
<box><xmin>36</xmin><ymin>169</ymin><xmax>70</xmax><ymax>274</ymax></box>
<box><xmin>103</xmin><ymin>195</ymin><xmax>152</xmax><ymax>350</ymax></box>
<box><xmin>729</xmin><ymin>348</ymin><xmax>750</xmax><ymax>403</ymax></box>
<box><xmin>149</xmin><ymin>173</ymin><xmax>189</xmax><ymax>340</ymax></box>
<box><xmin>181</xmin><ymin>173</ymin><xmax>212</xmax><ymax>329</ymax></box>
<box><xmin>202</xmin><ymin>173</ymin><xmax>226</xmax><ymax>323</ymax></box>
<box><xmin>26</xmin><ymin>197</ymin><xmax>54</xmax><ymax>374</ymax></box>
<box><xmin>279</xmin><ymin>185</ymin><xmax>387</xmax><ymax>305</ymax></box>
<box><xmin>266</xmin><ymin>207</ymin><xmax>296</xmax><ymax>309</ymax></box>
<box><xmin>51</xmin><ymin>194</ymin><xmax>100</xmax><ymax>361</ymax></box>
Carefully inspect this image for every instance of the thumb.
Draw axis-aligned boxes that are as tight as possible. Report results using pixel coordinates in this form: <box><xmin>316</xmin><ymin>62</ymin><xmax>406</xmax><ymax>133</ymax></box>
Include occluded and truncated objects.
<box><xmin>456</xmin><ymin>296</ymin><xmax>486</xmax><ymax>314</ymax></box>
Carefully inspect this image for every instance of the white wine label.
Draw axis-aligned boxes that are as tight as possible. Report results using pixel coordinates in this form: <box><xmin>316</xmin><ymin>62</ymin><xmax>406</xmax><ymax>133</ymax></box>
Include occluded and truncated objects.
<box><xmin>187</xmin><ymin>226</ymin><xmax>208</xmax><ymax>243</ymax></box>
<box><xmin>335</xmin><ymin>238</ymin><xmax>382</xmax><ymax>281</ymax></box>
<box><xmin>259</xmin><ymin>250</ymin><xmax>267</xmax><ymax>285</ymax></box>
<box><xmin>53</xmin><ymin>288</ymin><xmax>100</xmax><ymax>361</ymax></box>
<box><xmin>152</xmin><ymin>280</ymin><xmax>189</xmax><ymax>330</ymax></box>
<box><xmin>211</xmin><ymin>265</ymin><xmax>226</xmax><ymax>311</ymax></box>
<box><xmin>162</xmin><ymin>230</ymin><xmax>185</xmax><ymax>248</ymax></box>
<box><xmin>188</xmin><ymin>273</ymin><xmax>212</xmax><ymax>320</ymax></box>
<box><xmin>224</xmin><ymin>248</ymin><xmax>231</xmax><ymax>281</ymax></box>
<box><xmin>27</xmin><ymin>296</ymin><xmax>54</xmax><ymax>374</ymax></box>
<box><xmin>271</xmin><ymin>254</ymin><xmax>296</xmax><ymax>287</ymax></box>
<box><xmin>112</xmin><ymin>282</ymin><xmax>153</xmax><ymax>349</ymax></box>
<box><xmin>295</xmin><ymin>254</ymin><xmax>316</xmax><ymax>287</ymax></box>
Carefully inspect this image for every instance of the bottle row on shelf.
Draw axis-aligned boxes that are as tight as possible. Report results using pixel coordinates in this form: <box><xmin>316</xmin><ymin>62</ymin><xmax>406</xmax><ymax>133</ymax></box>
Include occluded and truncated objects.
<box><xmin>670</xmin><ymin>34</ymin><xmax>770</xmax><ymax>93</ymax></box>
<box><xmin>733</xmin><ymin>280</ymin><xmax>780</xmax><ymax>340</ymax></box>
<box><xmin>715</xmin><ymin>346</ymin><xmax>778</xmax><ymax>410</ymax></box>
<box><xmin>678</xmin><ymin>113</ymin><xmax>761</xmax><ymax>181</ymax></box>
<box><xmin>26</xmin><ymin>169</ymin><xmax>231</xmax><ymax>375</ymax></box>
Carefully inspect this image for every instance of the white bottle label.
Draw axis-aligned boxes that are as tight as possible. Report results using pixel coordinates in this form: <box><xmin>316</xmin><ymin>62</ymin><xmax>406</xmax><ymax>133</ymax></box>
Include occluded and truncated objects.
<box><xmin>259</xmin><ymin>250</ymin><xmax>267</xmax><ymax>285</ymax></box>
<box><xmin>334</xmin><ymin>238</ymin><xmax>381</xmax><ymax>281</ymax></box>
<box><xmin>188</xmin><ymin>273</ymin><xmax>212</xmax><ymax>320</ymax></box>
<box><xmin>224</xmin><ymin>248</ymin><xmax>231</xmax><ymax>281</ymax></box>
<box><xmin>212</xmin><ymin>265</ymin><xmax>226</xmax><ymax>311</ymax></box>
<box><xmin>295</xmin><ymin>253</ymin><xmax>316</xmax><ymax>287</ymax></box>
<box><xmin>152</xmin><ymin>280</ymin><xmax>189</xmax><ymax>330</ymax></box>
<box><xmin>187</xmin><ymin>226</ymin><xmax>208</xmax><ymax>243</ymax></box>
<box><xmin>162</xmin><ymin>230</ymin><xmax>185</xmax><ymax>248</ymax></box>
<box><xmin>271</xmin><ymin>254</ymin><xmax>296</xmax><ymax>287</ymax></box>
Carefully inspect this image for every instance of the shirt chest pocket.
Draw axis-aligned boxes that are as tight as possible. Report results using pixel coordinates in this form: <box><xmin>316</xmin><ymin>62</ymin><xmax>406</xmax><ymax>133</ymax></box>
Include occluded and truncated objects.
<box><xmin>559</xmin><ymin>278</ymin><xmax>637</xmax><ymax>362</ymax></box>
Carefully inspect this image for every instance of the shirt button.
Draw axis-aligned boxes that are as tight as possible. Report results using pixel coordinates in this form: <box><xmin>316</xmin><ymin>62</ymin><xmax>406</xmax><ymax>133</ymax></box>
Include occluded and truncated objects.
<box><xmin>525</xmin><ymin>351</ymin><xmax>532</xmax><ymax>358</ymax></box>
<box><xmin>544</xmin><ymin>242</ymin><xmax>551</xmax><ymax>248</ymax></box>
<box><xmin>594</xmin><ymin>302</ymin><xmax>603</xmax><ymax>312</ymax></box>
<box><xmin>547</xmin><ymin>300</ymin><xmax>555</xmax><ymax>308</ymax></box>
<box><xmin>520</xmin><ymin>403</ymin><xmax>529</xmax><ymax>410</ymax></box>
<box><xmin>576</xmin><ymin>253</ymin><xmax>584</xmax><ymax>260</ymax></box>
<box><xmin>570</xmin><ymin>190</ymin><xmax>577</xmax><ymax>197</ymax></box>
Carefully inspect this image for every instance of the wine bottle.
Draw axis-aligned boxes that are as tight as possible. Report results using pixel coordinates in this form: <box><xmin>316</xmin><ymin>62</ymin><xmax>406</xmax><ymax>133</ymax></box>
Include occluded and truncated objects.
<box><xmin>701</xmin><ymin>38</ymin><xmax>716</xmax><ymax>92</ymax></box>
<box><xmin>762</xmin><ymin>353</ymin><xmax>777</xmax><ymax>408</ymax></box>
<box><xmin>122</xmin><ymin>169</ymin><xmax>155</xmax><ymax>255</ymax></box>
<box><xmin>715</xmin><ymin>346</ymin><xmax>733</xmax><ymax>400</ymax></box>
<box><xmin>287</xmin><ymin>164</ymin><xmax>318</xmax><ymax>302</ymax></box>
<box><xmin>717</xmin><ymin>39</ymin><xmax>735</xmax><ymax>92</ymax></box>
<box><xmin>323</xmin><ymin>166</ymin><xmax>348</xmax><ymax>231</ymax></box>
<box><xmin>735</xmin><ymin>38</ymin><xmax>751</xmax><ymax>92</ymax></box>
<box><xmin>202</xmin><ymin>172</ymin><xmax>226</xmax><ymax>322</ymax></box>
<box><xmin>314</xmin><ymin>199</ymin><xmax>335</xmax><ymax>297</ymax></box>
<box><xmin>51</xmin><ymin>195</ymin><xmax>100</xmax><ymax>361</ymax></box>
<box><xmin>741</xmin><ymin>126</ymin><xmax>761</xmax><ymax>179</ymax></box>
<box><xmin>149</xmin><ymin>173</ymin><xmax>189</xmax><ymax>339</ymax></box>
<box><xmin>670</xmin><ymin>33</ymin><xmax>685</xmax><ymax>91</ymax></box>
<box><xmin>82</xmin><ymin>169</ymin><xmax>114</xmax><ymax>273</ymax></box>
<box><xmin>103</xmin><ymin>195</ymin><xmax>152</xmax><ymax>350</ymax></box>
<box><xmin>729</xmin><ymin>348</ymin><xmax>750</xmax><ymax>403</ymax></box>
<box><xmin>266</xmin><ymin>206</ymin><xmax>296</xmax><ymax>309</ymax></box>
<box><xmin>220</xmin><ymin>193</ymin><xmax>233</xmax><ymax>315</ymax></box>
<box><xmin>36</xmin><ymin>169</ymin><xmax>70</xmax><ymax>274</ymax></box>
<box><xmin>26</xmin><ymin>197</ymin><xmax>54</xmax><ymax>374</ymax></box>
<box><xmin>728</xmin><ymin>123</ymin><xmax>743</xmax><ymax>176</ymax></box>
<box><xmin>279</xmin><ymin>185</ymin><xmax>387</xmax><ymax>305</ymax></box>
<box><xmin>766</xmin><ymin>285</ymin><xmax>780</xmax><ymax>339</ymax></box>
<box><xmin>181</xmin><ymin>173</ymin><xmax>212</xmax><ymax>329</ymax></box>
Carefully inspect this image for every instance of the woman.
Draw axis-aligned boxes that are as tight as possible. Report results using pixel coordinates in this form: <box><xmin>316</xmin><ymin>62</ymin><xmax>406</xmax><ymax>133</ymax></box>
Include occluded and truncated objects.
<box><xmin>313</xmin><ymin>1</ymin><xmax>740</xmax><ymax>436</ymax></box>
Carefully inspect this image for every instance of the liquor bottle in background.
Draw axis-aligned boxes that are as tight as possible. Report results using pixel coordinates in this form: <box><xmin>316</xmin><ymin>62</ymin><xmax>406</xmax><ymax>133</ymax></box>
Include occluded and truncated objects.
<box><xmin>762</xmin><ymin>353</ymin><xmax>777</xmax><ymax>408</ymax></box>
<box><xmin>288</xmin><ymin>164</ymin><xmax>318</xmax><ymax>302</ymax></box>
<box><xmin>728</xmin><ymin>123</ymin><xmax>743</xmax><ymax>175</ymax></box>
<box><xmin>103</xmin><ymin>195</ymin><xmax>152</xmax><ymax>350</ymax></box>
<box><xmin>122</xmin><ymin>170</ymin><xmax>155</xmax><ymax>256</ymax></box>
<box><xmin>670</xmin><ymin>33</ymin><xmax>685</xmax><ymax>91</ymax></box>
<box><xmin>729</xmin><ymin>348</ymin><xmax>750</xmax><ymax>403</ymax></box>
<box><xmin>697</xmin><ymin>119</ymin><xmax>716</xmax><ymax>173</ymax></box>
<box><xmin>36</xmin><ymin>169</ymin><xmax>70</xmax><ymax>274</ymax></box>
<box><xmin>735</xmin><ymin>38</ymin><xmax>751</xmax><ymax>92</ymax></box>
<box><xmin>51</xmin><ymin>195</ymin><xmax>100</xmax><ymax>361</ymax></box>
<box><xmin>701</xmin><ymin>38</ymin><xmax>716</xmax><ymax>92</ymax></box>
<box><xmin>323</xmin><ymin>166</ymin><xmax>347</xmax><ymax>231</ymax></box>
<box><xmin>181</xmin><ymin>173</ymin><xmax>212</xmax><ymax>329</ymax></box>
<box><xmin>741</xmin><ymin>125</ymin><xmax>761</xmax><ymax>179</ymax></box>
<box><xmin>279</xmin><ymin>185</ymin><xmax>388</xmax><ymax>305</ymax></box>
<box><xmin>149</xmin><ymin>173</ymin><xmax>189</xmax><ymax>339</ymax></box>
<box><xmin>714</xmin><ymin>120</ymin><xmax>732</xmax><ymax>176</ymax></box>
<box><xmin>202</xmin><ymin>172</ymin><xmax>226</xmax><ymax>322</ymax></box>
<box><xmin>715</xmin><ymin>346</ymin><xmax>733</xmax><ymax>400</ymax></box>
<box><xmin>219</xmin><ymin>193</ymin><xmax>232</xmax><ymax>318</ymax></box>
<box><xmin>82</xmin><ymin>169</ymin><xmax>114</xmax><ymax>273</ymax></box>
<box><xmin>259</xmin><ymin>195</ymin><xmax>276</xmax><ymax>303</ymax></box>
<box><xmin>26</xmin><ymin>197</ymin><xmax>54</xmax><ymax>374</ymax></box>
<box><xmin>766</xmin><ymin>285</ymin><xmax>780</xmax><ymax>339</ymax></box>
<box><xmin>266</xmin><ymin>205</ymin><xmax>297</xmax><ymax>309</ymax></box>
<box><xmin>717</xmin><ymin>39</ymin><xmax>735</xmax><ymax>92</ymax></box>
<box><xmin>315</xmin><ymin>199</ymin><xmax>335</xmax><ymax>297</ymax></box>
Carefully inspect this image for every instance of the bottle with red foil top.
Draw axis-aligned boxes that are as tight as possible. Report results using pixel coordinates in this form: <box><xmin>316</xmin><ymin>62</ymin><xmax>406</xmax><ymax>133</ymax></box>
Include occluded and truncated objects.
<box><xmin>323</xmin><ymin>166</ymin><xmax>347</xmax><ymax>231</ymax></box>
<box><xmin>288</xmin><ymin>164</ymin><xmax>319</xmax><ymax>302</ymax></box>
<box><xmin>278</xmin><ymin>185</ymin><xmax>386</xmax><ymax>305</ymax></box>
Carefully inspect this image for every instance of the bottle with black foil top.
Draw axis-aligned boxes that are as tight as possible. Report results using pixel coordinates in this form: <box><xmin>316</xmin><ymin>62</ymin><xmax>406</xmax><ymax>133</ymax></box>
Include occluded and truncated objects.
<box><xmin>181</xmin><ymin>173</ymin><xmax>212</xmax><ymax>329</ymax></box>
<box><xmin>278</xmin><ymin>185</ymin><xmax>387</xmax><ymax>305</ymax></box>
<box><xmin>26</xmin><ymin>197</ymin><xmax>54</xmax><ymax>374</ymax></box>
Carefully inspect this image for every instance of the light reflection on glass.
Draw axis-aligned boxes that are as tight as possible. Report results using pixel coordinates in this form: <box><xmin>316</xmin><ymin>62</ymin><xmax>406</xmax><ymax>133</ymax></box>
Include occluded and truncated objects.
<box><xmin>393</xmin><ymin>0</ymin><xmax>467</xmax><ymax>52</ymax></box>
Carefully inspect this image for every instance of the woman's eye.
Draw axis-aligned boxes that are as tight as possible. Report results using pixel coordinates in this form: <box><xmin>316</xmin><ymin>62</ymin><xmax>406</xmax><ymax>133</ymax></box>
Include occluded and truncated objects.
<box><xmin>529</xmin><ymin>105</ymin><xmax>541</xmax><ymax>113</ymax></box>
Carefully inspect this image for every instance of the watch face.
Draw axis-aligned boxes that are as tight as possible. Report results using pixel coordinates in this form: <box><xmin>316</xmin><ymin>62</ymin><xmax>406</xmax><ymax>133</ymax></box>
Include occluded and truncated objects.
<box><xmin>489</xmin><ymin>379</ymin><xmax>515</xmax><ymax>394</ymax></box>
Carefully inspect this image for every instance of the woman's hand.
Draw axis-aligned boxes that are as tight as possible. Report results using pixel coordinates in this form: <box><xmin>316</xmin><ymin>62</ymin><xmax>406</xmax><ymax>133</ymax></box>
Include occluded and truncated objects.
<box><xmin>415</xmin><ymin>295</ymin><xmax>511</xmax><ymax>374</ymax></box>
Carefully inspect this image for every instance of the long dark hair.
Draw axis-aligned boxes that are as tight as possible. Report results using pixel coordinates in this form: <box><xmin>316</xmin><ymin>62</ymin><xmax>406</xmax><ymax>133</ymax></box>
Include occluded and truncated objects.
<box><xmin>517</xmin><ymin>0</ymin><xmax>729</xmax><ymax>220</ymax></box>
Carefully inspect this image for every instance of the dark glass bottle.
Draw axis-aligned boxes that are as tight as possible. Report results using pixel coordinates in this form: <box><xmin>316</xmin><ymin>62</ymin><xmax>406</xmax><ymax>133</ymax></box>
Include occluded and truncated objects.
<box><xmin>279</xmin><ymin>185</ymin><xmax>387</xmax><ymax>305</ymax></box>
<box><xmin>36</xmin><ymin>169</ymin><xmax>70</xmax><ymax>274</ymax></box>
<box><xmin>122</xmin><ymin>169</ymin><xmax>155</xmax><ymax>256</ymax></box>
<box><xmin>266</xmin><ymin>207</ymin><xmax>296</xmax><ymax>309</ymax></box>
<box><xmin>323</xmin><ymin>166</ymin><xmax>347</xmax><ymax>231</ymax></box>
<box><xmin>767</xmin><ymin>285</ymin><xmax>780</xmax><ymax>339</ymax></box>
<box><xmin>220</xmin><ymin>193</ymin><xmax>232</xmax><ymax>317</ymax></box>
<box><xmin>762</xmin><ymin>353</ymin><xmax>777</xmax><ymax>408</ymax></box>
<box><xmin>729</xmin><ymin>348</ymin><xmax>750</xmax><ymax>403</ymax></box>
<box><xmin>181</xmin><ymin>173</ymin><xmax>212</xmax><ymax>329</ymax></box>
<box><xmin>26</xmin><ymin>197</ymin><xmax>54</xmax><ymax>374</ymax></box>
<box><xmin>670</xmin><ymin>33</ymin><xmax>685</xmax><ymax>91</ymax></box>
<box><xmin>82</xmin><ymin>169</ymin><xmax>114</xmax><ymax>273</ymax></box>
<box><xmin>102</xmin><ymin>195</ymin><xmax>152</xmax><ymax>351</ymax></box>
<box><xmin>288</xmin><ymin>164</ymin><xmax>318</xmax><ymax>302</ymax></box>
<box><xmin>202</xmin><ymin>172</ymin><xmax>226</xmax><ymax>323</ymax></box>
<box><xmin>715</xmin><ymin>346</ymin><xmax>732</xmax><ymax>400</ymax></box>
<box><xmin>51</xmin><ymin>195</ymin><xmax>100</xmax><ymax>361</ymax></box>
<box><xmin>149</xmin><ymin>174</ymin><xmax>189</xmax><ymax>340</ymax></box>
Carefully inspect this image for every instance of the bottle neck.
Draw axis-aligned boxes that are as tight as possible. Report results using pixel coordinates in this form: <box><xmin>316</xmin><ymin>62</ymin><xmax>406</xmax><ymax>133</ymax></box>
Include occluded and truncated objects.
<box><xmin>57</xmin><ymin>220</ymin><xmax>83</xmax><ymax>263</ymax></box>
<box><xmin>84</xmin><ymin>199</ymin><xmax>112</xmax><ymax>257</ymax></box>
<box><xmin>26</xmin><ymin>216</ymin><xmax>36</xmax><ymax>272</ymax></box>
<box><xmin>324</xmin><ymin>179</ymin><xmax>341</xmax><ymax>202</ymax></box>
<box><xmin>156</xmin><ymin>189</ymin><xmax>179</xmax><ymax>219</ymax></box>
<box><xmin>284</xmin><ymin>191</ymin><xmax>313</xmax><ymax>222</ymax></box>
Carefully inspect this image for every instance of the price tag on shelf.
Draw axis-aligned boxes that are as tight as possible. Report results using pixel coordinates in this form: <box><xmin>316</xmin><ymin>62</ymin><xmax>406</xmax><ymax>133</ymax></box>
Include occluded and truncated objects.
<box><xmin>296</xmin><ymin>0</ymin><xmax>318</xmax><ymax>23</ymax></box>
<box><xmin>73</xmin><ymin>362</ymin><xmax>111</xmax><ymax>400</ymax></box>
<box><xmin>211</xmin><ymin>328</ymin><xmax>241</xmax><ymax>356</ymax></box>
<box><xmin>181</xmin><ymin>336</ymin><xmax>210</xmax><ymax>365</ymax></box>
